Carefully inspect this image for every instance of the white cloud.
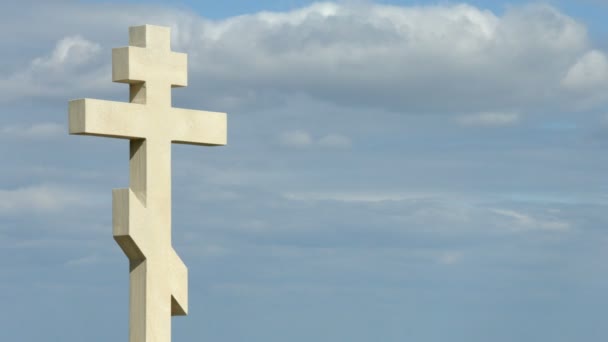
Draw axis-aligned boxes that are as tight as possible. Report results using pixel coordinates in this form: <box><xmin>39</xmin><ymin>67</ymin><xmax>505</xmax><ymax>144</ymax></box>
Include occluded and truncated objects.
<box><xmin>282</xmin><ymin>191</ymin><xmax>450</xmax><ymax>203</ymax></box>
<box><xmin>0</xmin><ymin>184</ymin><xmax>99</xmax><ymax>214</ymax></box>
<box><xmin>0</xmin><ymin>35</ymin><xmax>105</xmax><ymax>103</ymax></box>
<box><xmin>0</xmin><ymin>122</ymin><xmax>64</xmax><ymax>139</ymax></box>
<box><xmin>32</xmin><ymin>36</ymin><xmax>100</xmax><ymax>70</ymax></box>
<box><xmin>437</xmin><ymin>251</ymin><xmax>464</xmax><ymax>265</ymax></box>
<box><xmin>558</xmin><ymin>49</ymin><xmax>608</xmax><ymax>109</ymax></box>
<box><xmin>279</xmin><ymin>130</ymin><xmax>351</xmax><ymax>148</ymax></box>
<box><xmin>281</xmin><ymin>191</ymin><xmax>574</xmax><ymax>235</ymax></box>
<box><xmin>64</xmin><ymin>254</ymin><xmax>102</xmax><ymax>267</ymax></box>
<box><xmin>456</xmin><ymin>111</ymin><xmax>520</xmax><ymax>126</ymax></box>
<box><xmin>561</xmin><ymin>50</ymin><xmax>608</xmax><ymax>90</ymax></box>
<box><xmin>491</xmin><ymin>208</ymin><xmax>572</xmax><ymax>232</ymax></box>
<box><xmin>279</xmin><ymin>130</ymin><xmax>313</xmax><ymax>147</ymax></box>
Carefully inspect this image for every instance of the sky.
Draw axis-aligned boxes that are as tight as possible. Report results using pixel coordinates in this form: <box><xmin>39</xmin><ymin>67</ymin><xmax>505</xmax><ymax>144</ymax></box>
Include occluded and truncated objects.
<box><xmin>1</xmin><ymin>0</ymin><xmax>608</xmax><ymax>341</ymax></box>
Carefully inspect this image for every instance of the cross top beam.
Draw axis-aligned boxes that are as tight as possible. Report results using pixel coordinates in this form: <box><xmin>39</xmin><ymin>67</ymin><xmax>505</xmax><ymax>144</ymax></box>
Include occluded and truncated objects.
<box><xmin>68</xmin><ymin>25</ymin><xmax>227</xmax><ymax>342</ymax></box>
<box><xmin>113</xmin><ymin>25</ymin><xmax>187</xmax><ymax>107</ymax></box>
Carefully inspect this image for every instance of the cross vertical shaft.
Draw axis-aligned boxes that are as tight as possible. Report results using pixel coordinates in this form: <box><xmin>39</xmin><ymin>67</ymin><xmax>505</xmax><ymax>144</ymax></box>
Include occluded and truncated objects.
<box><xmin>123</xmin><ymin>136</ymin><xmax>174</xmax><ymax>342</ymax></box>
<box><xmin>68</xmin><ymin>25</ymin><xmax>227</xmax><ymax>342</ymax></box>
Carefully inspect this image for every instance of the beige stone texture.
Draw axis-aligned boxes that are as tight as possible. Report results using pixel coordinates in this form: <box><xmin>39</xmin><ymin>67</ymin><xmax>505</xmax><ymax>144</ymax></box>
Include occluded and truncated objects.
<box><xmin>68</xmin><ymin>25</ymin><xmax>227</xmax><ymax>342</ymax></box>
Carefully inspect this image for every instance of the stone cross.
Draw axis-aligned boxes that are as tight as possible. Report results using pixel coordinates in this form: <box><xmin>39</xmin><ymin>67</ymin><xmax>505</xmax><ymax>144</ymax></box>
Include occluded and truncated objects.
<box><xmin>68</xmin><ymin>25</ymin><xmax>227</xmax><ymax>342</ymax></box>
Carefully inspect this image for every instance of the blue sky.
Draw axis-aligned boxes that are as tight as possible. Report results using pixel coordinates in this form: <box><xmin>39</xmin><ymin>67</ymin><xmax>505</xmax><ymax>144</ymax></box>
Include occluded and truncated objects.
<box><xmin>1</xmin><ymin>0</ymin><xmax>608</xmax><ymax>341</ymax></box>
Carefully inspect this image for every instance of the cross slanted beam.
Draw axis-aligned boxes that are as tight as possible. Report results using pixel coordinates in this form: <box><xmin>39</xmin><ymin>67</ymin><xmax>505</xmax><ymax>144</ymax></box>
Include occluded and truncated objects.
<box><xmin>68</xmin><ymin>25</ymin><xmax>227</xmax><ymax>342</ymax></box>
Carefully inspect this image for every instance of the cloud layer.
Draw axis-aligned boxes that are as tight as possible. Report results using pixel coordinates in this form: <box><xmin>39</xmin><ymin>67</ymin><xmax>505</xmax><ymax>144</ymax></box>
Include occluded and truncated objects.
<box><xmin>186</xmin><ymin>2</ymin><xmax>596</xmax><ymax>112</ymax></box>
<box><xmin>1</xmin><ymin>2</ymin><xmax>607</xmax><ymax>114</ymax></box>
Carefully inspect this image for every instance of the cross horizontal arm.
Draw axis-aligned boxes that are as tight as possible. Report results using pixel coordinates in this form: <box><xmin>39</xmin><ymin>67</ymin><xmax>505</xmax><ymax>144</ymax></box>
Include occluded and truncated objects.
<box><xmin>69</xmin><ymin>98</ymin><xmax>148</xmax><ymax>139</ymax></box>
<box><xmin>170</xmin><ymin>107</ymin><xmax>227</xmax><ymax>146</ymax></box>
<box><xmin>112</xmin><ymin>46</ymin><xmax>187</xmax><ymax>87</ymax></box>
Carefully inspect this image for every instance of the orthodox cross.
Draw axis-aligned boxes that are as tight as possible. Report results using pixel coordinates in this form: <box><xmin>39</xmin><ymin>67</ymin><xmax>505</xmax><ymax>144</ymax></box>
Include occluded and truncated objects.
<box><xmin>68</xmin><ymin>25</ymin><xmax>227</xmax><ymax>342</ymax></box>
